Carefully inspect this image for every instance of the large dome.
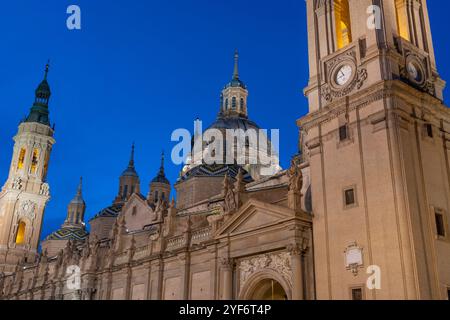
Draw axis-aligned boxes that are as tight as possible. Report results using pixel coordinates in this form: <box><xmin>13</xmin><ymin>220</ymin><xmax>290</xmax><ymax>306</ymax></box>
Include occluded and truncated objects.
<box><xmin>206</xmin><ymin>116</ymin><xmax>260</xmax><ymax>132</ymax></box>
<box><xmin>180</xmin><ymin>51</ymin><xmax>282</xmax><ymax>181</ymax></box>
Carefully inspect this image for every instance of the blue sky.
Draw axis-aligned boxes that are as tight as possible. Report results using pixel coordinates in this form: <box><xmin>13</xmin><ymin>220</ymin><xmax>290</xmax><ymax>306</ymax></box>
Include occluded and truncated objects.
<box><xmin>0</xmin><ymin>1</ymin><xmax>448</xmax><ymax>240</ymax></box>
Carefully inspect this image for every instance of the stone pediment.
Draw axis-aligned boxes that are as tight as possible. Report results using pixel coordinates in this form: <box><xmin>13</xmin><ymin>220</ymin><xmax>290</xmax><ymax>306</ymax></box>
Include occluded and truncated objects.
<box><xmin>215</xmin><ymin>199</ymin><xmax>301</xmax><ymax>237</ymax></box>
<box><xmin>121</xmin><ymin>194</ymin><xmax>157</xmax><ymax>232</ymax></box>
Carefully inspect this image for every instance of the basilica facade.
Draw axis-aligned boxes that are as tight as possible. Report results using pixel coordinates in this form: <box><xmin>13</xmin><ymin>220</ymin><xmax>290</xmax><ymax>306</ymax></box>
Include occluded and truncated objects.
<box><xmin>0</xmin><ymin>0</ymin><xmax>449</xmax><ymax>300</ymax></box>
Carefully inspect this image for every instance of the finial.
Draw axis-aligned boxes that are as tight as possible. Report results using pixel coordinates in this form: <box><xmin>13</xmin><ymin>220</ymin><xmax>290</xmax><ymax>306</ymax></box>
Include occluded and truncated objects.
<box><xmin>129</xmin><ymin>142</ymin><xmax>135</xmax><ymax>167</ymax></box>
<box><xmin>160</xmin><ymin>150</ymin><xmax>165</xmax><ymax>170</ymax></box>
<box><xmin>44</xmin><ymin>60</ymin><xmax>50</xmax><ymax>80</ymax></box>
<box><xmin>77</xmin><ymin>176</ymin><xmax>83</xmax><ymax>196</ymax></box>
<box><xmin>233</xmin><ymin>50</ymin><xmax>239</xmax><ymax>80</ymax></box>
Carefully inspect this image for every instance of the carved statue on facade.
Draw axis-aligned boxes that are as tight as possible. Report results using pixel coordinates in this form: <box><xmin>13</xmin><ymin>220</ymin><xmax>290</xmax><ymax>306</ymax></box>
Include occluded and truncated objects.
<box><xmin>39</xmin><ymin>182</ymin><xmax>50</xmax><ymax>196</ymax></box>
<box><xmin>222</xmin><ymin>174</ymin><xmax>237</xmax><ymax>214</ymax></box>
<box><xmin>287</xmin><ymin>159</ymin><xmax>303</xmax><ymax>212</ymax></box>
<box><xmin>12</xmin><ymin>177</ymin><xmax>22</xmax><ymax>190</ymax></box>
<box><xmin>287</xmin><ymin>159</ymin><xmax>303</xmax><ymax>193</ymax></box>
<box><xmin>234</xmin><ymin>169</ymin><xmax>245</xmax><ymax>209</ymax></box>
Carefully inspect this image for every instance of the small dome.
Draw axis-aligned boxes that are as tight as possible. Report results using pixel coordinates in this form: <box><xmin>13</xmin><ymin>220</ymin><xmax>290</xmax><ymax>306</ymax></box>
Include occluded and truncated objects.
<box><xmin>70</xmin><ymin>194</ymin><xmax>85</xmax><ymax>206</ymax></box>
<box><xmin>121</xmin><ymin>166</ymin><xmax>139</xmax><ymax>177</ymax></box>
<box><xmin>90</xmin><ymin>203</ymin><xmax>123</xmax><ymax>220</ymax></box>
<box><xmin>45</xmin><ymin>227</ymin><xmax>89</xmax><ymax>241</ymax></box>
<box><xmin>69</xmin><ymin>177</ymin><xmax>85</xmax><ymax>205</ymax></box>
<box><xmin>224</xmin><ymin>78</ymin><xmax>246</xmax><ymax>89</ymax></box>
<box><xmin>35</xmin><ymin>79</ymin><xmax>51</xmax><ymax>98</ymax></box>
<box><xmin>151</xmin><ymin>173</ymin><xmax>170</xmax><ymax>184</ymax></box>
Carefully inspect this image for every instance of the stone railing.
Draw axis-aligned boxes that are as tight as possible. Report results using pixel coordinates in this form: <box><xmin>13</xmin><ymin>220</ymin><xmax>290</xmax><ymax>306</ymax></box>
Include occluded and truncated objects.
<box><xmin>133</xmin><ymin>245</ymin><xmax>151</xmax><ymax>261</ymax></box>
<box><xmin>114</xmin><ymin>252</ymin><xmax>129</xmax><ymax>266</ymax></box>
<box><xmin>166</xmin><ymin>235</ymin><xmax>187</xmax><ymax>251</ymax></box>
<box><xmin>191</xmin><ymin>227</ymin><xmax>212</xmax><ymax>244</ymax></box>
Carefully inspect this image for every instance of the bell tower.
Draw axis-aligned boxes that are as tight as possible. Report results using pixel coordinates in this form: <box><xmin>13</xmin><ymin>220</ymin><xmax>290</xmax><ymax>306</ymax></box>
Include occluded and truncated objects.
<box><xmin>300</xmin><ymin>1</ymin><xmax>450</xmax><ymax>300</ymax></box>
<box><xmin>0</xmin><ymin>63</ymin><xmax>56</xmax><ymax>273</ymax></box>
<box><xmin>219</xmin><ymin>50</ymin><xmax>249</xmax><ymax>119</ymax></box>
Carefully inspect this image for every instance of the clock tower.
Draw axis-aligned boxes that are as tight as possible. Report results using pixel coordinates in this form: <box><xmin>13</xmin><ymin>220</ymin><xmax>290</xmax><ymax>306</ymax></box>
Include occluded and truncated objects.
<box><xmin>0</xmin><ymin>64</ymin><xmax>55</xmax><ymax>273</ymax></box>
<box><xmin>299</xmin><ymin>0</ymin><xmax>450</xmax><ymax>299</ymax></box>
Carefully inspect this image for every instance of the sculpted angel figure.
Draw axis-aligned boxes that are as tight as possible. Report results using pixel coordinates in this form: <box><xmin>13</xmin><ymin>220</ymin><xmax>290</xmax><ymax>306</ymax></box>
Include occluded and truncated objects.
<box><xmin>222</xmin><ymin>174</ymin><xmax>237</xmax><ymax>213</ymax></box>
<box><xmin>287</xmin><ymin>159</ymin><xmax>303</xmax><ymax>193</ymax></box>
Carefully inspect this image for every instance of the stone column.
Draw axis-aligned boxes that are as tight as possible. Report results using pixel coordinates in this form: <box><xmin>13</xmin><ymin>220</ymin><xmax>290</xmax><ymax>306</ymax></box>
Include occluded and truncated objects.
<box><xmin>178</xmin><ymin>252</ymin><xmax>190</xmax><ymax>300</ymax></box>
<box><xmin>208</xmin><ymin>246</ymin><xmax>218</xmax><ymax>299</ymax></box>
<box><xmin>288</xmin><ymin>244</ymin><xmax>304</xmax><ymax>300</ymax></box>
<box><xmin>220</xmin><ymin>258</ymin><xmax>233</xmax><ymax>300</ymax></box>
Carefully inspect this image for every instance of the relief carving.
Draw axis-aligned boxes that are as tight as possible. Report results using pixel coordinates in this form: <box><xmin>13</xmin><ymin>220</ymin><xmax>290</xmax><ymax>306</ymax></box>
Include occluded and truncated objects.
<box><xmin>39</xmin><ymin>183</ymin><xmax>50</xmax><ymax>196</ymax></box>
<box><xmin>17</xmin><ymin>200</ymin><xmax>37</xmax><ymax>220</ymax></box>
<box><xmin>12</xmin><ymin>177</ymin><xmax>23</xmax><ymax>190</ymax></box>
<box><xmin>321</xmin><ymin>67</ymin><xmax>368</xmax><ymax>103</ymax></box>
<box><xmin>239</xmin><ymin>252</ymin><xmax>292</xmax><ymax>288</ymax></box>
<box><xmin>222</xmin><ymin>174</ymin><xmax>237</xmax><ymax>214</ymax></box>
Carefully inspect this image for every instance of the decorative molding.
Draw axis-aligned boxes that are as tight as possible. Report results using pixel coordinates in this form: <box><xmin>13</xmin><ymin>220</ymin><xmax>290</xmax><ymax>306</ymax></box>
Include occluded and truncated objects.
<box><xmin>16</xmin><ymin>200</ymin><xmax>37</xmax><ymax>221</ymax></box>
<box><xmin>11</xmin><ymin>177</ymin><xmax>23</xmax><ymax>190</ymax></box>
<box><xmin>320</xmin><ymin>49</ymin><xmax>368</xmax><ymax>103</ymax></box>
<box><xmin>39</xmin><ymin>183</ymin><xmax>50</xmax><ymax>196</ymax></box>
<box><xmin>220</xmin><ymin>258</ymin><xmax>234</xmax><ymax>270</ymax></box>
<box><xmin>344</xmin><ymin>242</ymin><xmax>364</xmax><ymax>276</ymax></box>
<box><xmin>321</xmin><ymin>68</ymin><xmax>367</xmax><ymax>103</ymax></box>
<box><xmin>239</xmin><ymin>252</ymin><xmax>292</xmax><ymax>289</ymax></box>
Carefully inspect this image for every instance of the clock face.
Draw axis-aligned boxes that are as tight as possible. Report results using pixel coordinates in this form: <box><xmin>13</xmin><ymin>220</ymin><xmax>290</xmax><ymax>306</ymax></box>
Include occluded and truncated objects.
<box><xmin>407</xmin><ymin>61</ymin><xmax>422</xmax><ymax>82</ymax></box>
<box><xmin>335</xmin><ymin>64</ymin><xmax>353</xmax><ymax>86</ymax></box>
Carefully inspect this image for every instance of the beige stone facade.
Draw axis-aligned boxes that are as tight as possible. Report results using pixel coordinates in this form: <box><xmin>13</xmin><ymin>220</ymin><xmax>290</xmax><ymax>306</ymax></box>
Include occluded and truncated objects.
<box><xmin>0</xmin><ymin>0</ymin><xmax>449</xmax><ymax>300</ymax></box>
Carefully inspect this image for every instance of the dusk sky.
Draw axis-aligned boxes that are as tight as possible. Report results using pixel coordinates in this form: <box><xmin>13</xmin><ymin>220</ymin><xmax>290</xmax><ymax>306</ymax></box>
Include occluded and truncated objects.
<box><xmin>0</xmin><ymin>1</ymin><xmax>449</xmax><ymax>241</ymax></box>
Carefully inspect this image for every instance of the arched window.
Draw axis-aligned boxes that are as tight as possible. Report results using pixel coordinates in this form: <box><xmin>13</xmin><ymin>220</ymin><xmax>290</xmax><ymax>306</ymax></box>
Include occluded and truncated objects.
<box><xmin>30</xmin><ymin>148</ymin><xmax>39</xmax><ymax>174</ymax></box>
<box><xmin>154</xmin><ymin>190</ymin><xmax>159</xmax><ymax>202</ymax></box>
<box><xmin>42</xmin><ymin>152</ymin><xmax>50</xmax><ymax>181</ymax></box>
<box><xmin>335</xmin><ymin>0</ymin><xmax>352</xmax><ymax>49</ymax></box>
<box><xmin>240</xmin><ymin>98</ymin><xmax>244</xmax><ymax>111</ymax></box>
<box><xmin>15</xmin><ymin>221</ymin><xmax>26</xmax><ymax>245</ymax></box>
<box><xmin>395</xmin><ymin>0</ymin><xmax>409</xmax><ymax>40</ymax></box>
<box><xmin>161</xmin><ymin>192</ymin><xmax>165</xmax><ymax>200</ymax></box>
<box><xmin>232</xmin><ymin>97</ymin><xmax>237</xmax><ymax>110</ymax></box>
<box><xmin>122</xmin><ymin>185</ymin><xmax>128</xmax><ymax>199</ymax></box>
<box><xmin>225</xmin><ymin>99</ymin><xmax>229</xmax><ymax>110</ymax></box>
<box><xmin>17</xmin><ymin>148</ymin><xmax>26</xmax><ymax>170</ymax></box>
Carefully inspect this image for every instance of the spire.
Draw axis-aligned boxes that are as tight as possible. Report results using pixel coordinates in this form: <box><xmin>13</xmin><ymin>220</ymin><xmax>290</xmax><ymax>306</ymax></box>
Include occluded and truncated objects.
<box><xmin>129</xmin><ymin>142</ymin><xmax>135</xmax><ymax>167</ymax></box>
<box><xmin>76</xmin><ymin>176</ymin><xmax>83</xmax><ymax>197</ymax></box>
<box><xmin>159</xmin><ymin>150</ymin><xmax>165</xmax><ymax>175</ymax></box>
<box><xmin>121</xmin><ymin>143</ymin><xmax>138</xmax><ymax>177</ymax></box>
<box><xmin>233</xmin><ymin>50</ymin><xmax>239</xmax><ymax>80</ymax></box>
<box><xmin>219</xmin><ymin>51</ymin><xmax>248</xmax><ymax>118</ymax></box>
<box><xmin>70</xmin><ymin>177</ymin><xmax>85</xmax><ymax>205</ymax></box>
<box><xmin>151</xmin><ymin>150</ymin><xmax>170</xmax><ymax>185</ymax></box>
<box><xmin>224</xmin><ymin>50</ymin><xmax>246</xmax><ymax>89</ymax></box>
<box><xmin>44</xmin><ymin>60</ymin><xmax>50</xmax><ymax>80</ymax></box>
<box><xmin>25</xmin><ymin>62</ymin><xmax>52</xmax><ymax>126</ymax></box>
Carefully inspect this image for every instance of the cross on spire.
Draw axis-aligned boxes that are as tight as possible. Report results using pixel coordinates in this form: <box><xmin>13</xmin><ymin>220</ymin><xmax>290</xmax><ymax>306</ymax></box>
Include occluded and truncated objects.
<box><xmin>44</xmin><ymin>60</ymin><xmax>50</xmax><ymax>80</ymax></box>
